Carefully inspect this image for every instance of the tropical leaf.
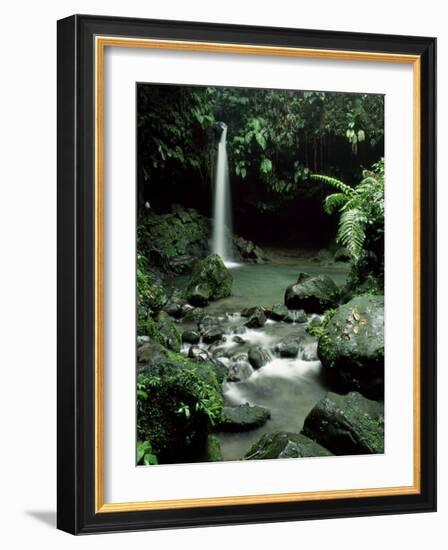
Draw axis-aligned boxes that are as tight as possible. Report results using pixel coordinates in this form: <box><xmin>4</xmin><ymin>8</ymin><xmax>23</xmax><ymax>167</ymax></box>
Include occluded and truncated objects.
<box><xmin>324</xmin><ymin>192</ymin><xmax>348</xmax><ymax>214</ymax></box>
<box><xmin>337</xmin><ymin>207</ymin><xmax>366</xmax><ymax>260</ymax></box>
<box><xmin>309</xmin><ymin>174</ymin><xmax>355</xmax><ymax>197</ymax></box>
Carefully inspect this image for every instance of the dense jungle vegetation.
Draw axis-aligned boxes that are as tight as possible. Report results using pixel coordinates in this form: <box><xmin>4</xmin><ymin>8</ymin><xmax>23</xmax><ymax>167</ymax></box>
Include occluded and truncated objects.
<box><xmin>136</xmin><ymin>84</ymin><xmax>385</xmax><ymax>466</ymax></box>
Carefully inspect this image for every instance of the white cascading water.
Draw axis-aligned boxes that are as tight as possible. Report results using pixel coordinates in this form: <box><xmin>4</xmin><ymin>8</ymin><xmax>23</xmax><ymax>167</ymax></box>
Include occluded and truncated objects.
<box><xmin>212</xmin><ymin>123</ymin><xmax>235</xmax><ymax>266</ymax></box>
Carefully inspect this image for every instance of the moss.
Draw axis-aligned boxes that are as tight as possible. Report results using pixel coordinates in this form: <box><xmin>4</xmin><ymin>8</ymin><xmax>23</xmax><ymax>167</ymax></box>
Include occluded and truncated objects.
<box><xmin>302</xmin><ymin>392</ymin><xmax>384</xmax><ymax>455</ymax></box>
<box><xmin>145</xmin><ymin>311</ymin><xmax>181</xmax><ymax>352</ymax></box>
<box><xmin>137</xmin><ymin>207</ymin><xmax>210</xmax><ymax>273</ymax></box>
<box><xmin>137</xmin><ymin>352</ymin><xmax>224</xmax><ymax>463</ymax></box>
<box><xmin>185</xmin><ymin>253</ymin><xmax>233</xmax><ymax>304</ymax></box>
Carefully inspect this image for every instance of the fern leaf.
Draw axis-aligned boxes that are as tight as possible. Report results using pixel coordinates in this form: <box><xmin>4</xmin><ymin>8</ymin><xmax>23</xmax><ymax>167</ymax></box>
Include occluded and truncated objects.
<box><xmin>310</xmin><ymin>174</ymin><xmax>355</xmax><ymax>197</ymax></box>
<box><xmin>337</xmin><ymin>208</ymin><xmax>366</xmax><ymax>260</ymax></box>
<box><xmin>324</xmin><ymin>192</ymin><xmax>348</xmax><ymax>214</ymax></box>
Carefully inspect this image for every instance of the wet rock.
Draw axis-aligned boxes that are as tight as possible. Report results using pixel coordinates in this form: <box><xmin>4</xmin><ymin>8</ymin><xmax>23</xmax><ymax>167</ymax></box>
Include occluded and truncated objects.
<box><xmin>182</xmin><ymin>330</ymin><xmax>200</xmax><ymax>345</ymax></box>
<box><xmin>274</xmin><ymin>334</ymin><xmax>303</xmax><ymax>358</ymax></box>
<box><xmin>284</xmin><ymin>309</ymin><xmax>307</xmax><ymax>323</ymax></box>
<box><xmin>188</xmin><ymin>345</ymin><xmax>210</xmax><ymax>361</ymax></box>
<box><xmin>334</xmin><ymin>247</ymin><xmax>351</xmax><ymax>262</ymax></box>
<box><xmin>198</xmin><ymin>315</ymin><xmax>222</xmax><ymax>333</ymax></box>
<box><xmin>270</xmin><ymin>303</ymin><xmax>289</xmax><ymax>321</ymax></box>
<box><xmin>244</xmin><ymin>306</ymin><xmax>267</xmax><ymax>328</ymax></box>
<box><xmin>318</xmin><ymin>295</ymin><xmax>384</xmax><ymax>399</ymax></box>
<box><xmin>233</xmin><ymin>236</ymin><xmax>269</xmax><ymax>264</ymax></box>
<box><xmin>302</xmin><ymin>391</ymin><xmax>384</xmax><ymax>455</ymax></box>
<box><xmin>284</xmin><ymin>272</ymin><xmax>340</xmax><ymax>313</ymax></box>
<box><xmin>227</xmin><ymin>359</ymin><xmax>253</xmax><ymax>382</ymax></box>
<box><xmin>203</xmin><ymin>327</ymin><xmax>224</xmax><ymax>344</ymax></box>
<box><xmin>248</xmin><ymin>346</ymin><xmax>271</xmax><ymax>369</ymax></box>
<box><xmin>300</xmin><ymin>341</ymin><xmax>319</xmax><ymax>361</ymax></box>
<box><xmin>185</xmin><ymin>254</ymin><xmax>232</xmax><ymax>306</ymax></box>
<box><xmin>163</xmin><ymin>301</ymin><xmax>184</xmax><ymax>319</ymax></box>
<box><xmin>232</xmin><ymin>335</ymin><xmax>246</xmax><ymax>344</ymax></box>
<box><xmin>218</xmin><ymin>403</ymin><xmax>271</xmax><ymax>431</ymax></box>
<box><xmin>182</xmin><ymin>307</ymin><xmax>205</xmax><ymax>324</ymax></box>
<box><xmin>232</xmin><ymin>325</ymin><xmax>247</xmax><ymax>335</ymax></box>
<box><xmin>244</xmin><ymin>432</ymin><xmax>332</xmax><ymax>460</ymax></box>
<box><xmin>276</xmin><ymin>339</ymin><xmax>300</xmax><ymax>358</ymax></box>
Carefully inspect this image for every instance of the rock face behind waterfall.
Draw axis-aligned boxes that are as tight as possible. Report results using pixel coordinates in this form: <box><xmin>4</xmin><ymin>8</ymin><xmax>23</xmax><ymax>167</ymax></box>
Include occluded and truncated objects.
<box><xmin>185</xmin><ymin>254</ymin><xmax>233</xmax><ymax>306</ymax></box>
<box><xmin>138</xmin><ymin>206</ymin><xmax>210</xmax><ymax>273</ymax></box>
<box><xmin>317</xmin><ymin>295</ymin><xmax>384</xmax><ymax>399</ymax></box>
<box><xmin>302</xmin><ymin>391</ymin><xmax>384</xmax><ymax>455</ymax></box>
<box><xmin>244</xmin><ymin>432</ymin><xmax>332</xmax><ymax>460</ymax></box>
<box><xmin>284</xmin><ymin>272</ymin><xmax>340</xmax><ymax>313</ymax></box>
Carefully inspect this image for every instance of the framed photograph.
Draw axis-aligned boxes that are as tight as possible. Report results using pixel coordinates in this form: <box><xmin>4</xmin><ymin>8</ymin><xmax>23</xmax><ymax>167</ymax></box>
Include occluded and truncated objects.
<box><xmin>57</xmin><ymin>15</ymin><xmax>436</xmax><ymax>534</ymax></box>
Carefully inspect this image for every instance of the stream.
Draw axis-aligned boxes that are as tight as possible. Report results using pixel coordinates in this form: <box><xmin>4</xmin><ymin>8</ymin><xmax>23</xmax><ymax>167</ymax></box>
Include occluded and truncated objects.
<box><xmin>177</xmin><ymin>261</ymin><xmax>349</xmax><ymax>461</ymax></box>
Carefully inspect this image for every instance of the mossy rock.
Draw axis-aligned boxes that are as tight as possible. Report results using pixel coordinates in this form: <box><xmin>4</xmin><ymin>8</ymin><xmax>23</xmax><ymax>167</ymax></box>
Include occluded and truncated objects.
<box><xmin>137</xmin><ymin>342</ymin><xmax>169</xmax><ymax>366</ymax></box>
<box><xmin>244</xmin><ymin>432</ymin><xmax>332</xmax><ymax>460</ymax></box>
<box><xmin>302</xmin><ymin>391</ymin><xmax>384</xmax><ymax>455</ymax></box>
<box><xmin>146</xmin><ymin>311</ymin><xmax>181</xmax><ymax>352</ymax></box>
<box><xmin>136</xmin><ymin>262</ymin><xmax>169</xmax><ymax>333</ymax></box>
<box><xmin>185</xmin><ymin>254</ymin><xmax>232</xmax><ymax>306</ymax></box>
<box><xmin>137</xmin><ymin>351</ymin><xmax>224</xmax><ymax>463</ymax></box>
<box><xmin>318</xmin><ymin>295</ymin><xmax>384</xmax><ymax>399</ymax></box>
<box><xmin>284</xmin><ymin>272</ymin><xmax>340</xmax><ymax>313</ymax></box>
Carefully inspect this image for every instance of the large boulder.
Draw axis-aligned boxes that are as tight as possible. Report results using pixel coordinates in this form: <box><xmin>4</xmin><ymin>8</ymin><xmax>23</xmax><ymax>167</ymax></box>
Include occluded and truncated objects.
<box><xmin>284</xmin><ymin>272</ymin><xmax>340</xmax><ymax>313</ymax></box>
<box><xmin>302</xmin><ymin>391</ymin><xmax>384</xmax><ymax>455</ymax></box>
<box><xmin>217</xmin><ymin>403</ymin><xmax>271</xmax><ymax>431</ymax></box>
<box><xmin>318</xmin><ymin>295</ymin><xmax>384</xmax><ymax>399</ymax></box>
<box><xmin>244</xmin><ymin>432</ymin><xmax>332</xmax><ymax>460</ymax></box>
<box><xmin>185</xmin><ymin>254</ymin><xmax>232</xmax><ymax>306</ymax></box>
<box><xmin>137</xmin><ymin>352</ymin><xmax>223</xmax><ymax>463</ymax></box>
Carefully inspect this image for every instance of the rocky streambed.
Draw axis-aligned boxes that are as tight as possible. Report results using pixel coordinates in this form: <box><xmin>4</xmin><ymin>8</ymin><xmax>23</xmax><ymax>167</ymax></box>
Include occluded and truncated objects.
<box><xmin>178</xmin><ymin>310</ymin><xmax>327</xmax><ymax>461</ymax></box>
<box><xmin>137</xmin><ymin>251</ymin><xmax>385</xmax><ymax>465</ymax></box>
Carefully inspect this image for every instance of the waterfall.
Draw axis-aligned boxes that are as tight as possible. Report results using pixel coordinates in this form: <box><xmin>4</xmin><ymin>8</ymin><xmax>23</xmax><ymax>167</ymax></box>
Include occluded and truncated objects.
<box><xmin>212</xmin><ymin>123</ymin><xmax>235</xmax><ymax>266</ymax></box>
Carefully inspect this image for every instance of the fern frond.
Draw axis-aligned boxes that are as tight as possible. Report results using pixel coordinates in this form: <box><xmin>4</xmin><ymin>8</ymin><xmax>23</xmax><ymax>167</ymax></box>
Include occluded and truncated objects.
<box><xmin>337</xmin><ymin>207</ymin><xmax>366</xmax><ymax>260</ymax></box>
<box><xmin>324</xmin><ymin>192</ymin><xmax>348</xmax><ymax>214</ymax></box>
<box><xmin>310</xmin><ymin>174</ymin><xmax>355</xmax><ymax>197</ymax></box>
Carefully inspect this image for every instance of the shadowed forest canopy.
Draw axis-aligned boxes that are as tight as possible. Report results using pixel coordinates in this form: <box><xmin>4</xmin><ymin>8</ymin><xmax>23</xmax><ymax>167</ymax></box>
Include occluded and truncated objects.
<box><xmin>138</xmin><ymin>84</ymin><xmax>384</xmax><ymax>247</ymax></box>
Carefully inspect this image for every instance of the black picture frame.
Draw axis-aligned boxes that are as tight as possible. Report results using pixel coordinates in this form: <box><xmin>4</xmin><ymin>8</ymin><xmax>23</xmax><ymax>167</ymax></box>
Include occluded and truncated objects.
<box><xmin>57</xmin><ymin>14</ymin><xmax>436</xmax><ymax>534</ymax></box>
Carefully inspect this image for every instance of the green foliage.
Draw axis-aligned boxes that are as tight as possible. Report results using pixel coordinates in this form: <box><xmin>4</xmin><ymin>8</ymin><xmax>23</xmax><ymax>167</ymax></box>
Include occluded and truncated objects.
<box><xmin>137</xmin><ymin>440</ymin><xmax>158</xmax><ymax>465</ymax></box>
<box><xmin>137</xmin><ymin>84</ymin><xmax>384</xmax><ymax>216</ymax></box>
<box><xmin>136</xmin><ymin>252</ymin><xmax>168</xmax><ymax>333</ymax></box>
<box><xmin>137</xmin><ymin>352</ymin><xmax>224</xmax><ymax>462</ymax></box>
<box><xmin>306</xmin><ymin>308</ymin><xmax>337</xmax><ymax>339</ymax></box>
<box><xmin>310</xmin><ymin>159</ymin><xmax>384</xmax><ymax>261</ymax></box>
<box><xmin>137</xmin><ymin>85</ymin><xmax>216</xmax><ymax>194</ymax></box>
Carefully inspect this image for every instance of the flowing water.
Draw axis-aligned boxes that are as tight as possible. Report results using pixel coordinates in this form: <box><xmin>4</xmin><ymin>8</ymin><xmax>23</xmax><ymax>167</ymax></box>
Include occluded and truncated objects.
<box><xmin>212</xmin><ymin>124</ymin><xmax>235</xmax><ymax>265</ymax></box>
<box><xmin>178</xmin><ymin>261</ymin><xmax>349</xmax><ymax>461</ymax></box>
